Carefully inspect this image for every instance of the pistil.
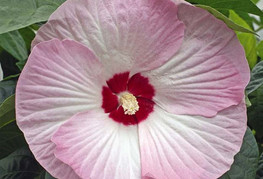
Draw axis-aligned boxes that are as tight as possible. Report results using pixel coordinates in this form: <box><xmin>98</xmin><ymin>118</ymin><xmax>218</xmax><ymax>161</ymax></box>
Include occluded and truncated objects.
<box><xmin>119</xmin><ymin>93</ymin><xmax>139</xmax><ymax>115</ymax></box>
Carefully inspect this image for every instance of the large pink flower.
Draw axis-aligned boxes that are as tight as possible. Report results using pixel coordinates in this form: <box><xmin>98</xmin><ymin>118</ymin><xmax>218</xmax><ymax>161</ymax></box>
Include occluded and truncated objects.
<box><xmin>16</xmin><ymin>0</ymin><xmax>250</xmax><ymax>178</ymax></box>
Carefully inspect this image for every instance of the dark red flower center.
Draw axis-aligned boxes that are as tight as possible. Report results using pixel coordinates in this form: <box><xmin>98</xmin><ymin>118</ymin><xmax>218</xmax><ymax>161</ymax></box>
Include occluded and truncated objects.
<box><xmin>101</xmin><ymin>72</ymin><xmax>155</xmax><ymax>125</ymax></box>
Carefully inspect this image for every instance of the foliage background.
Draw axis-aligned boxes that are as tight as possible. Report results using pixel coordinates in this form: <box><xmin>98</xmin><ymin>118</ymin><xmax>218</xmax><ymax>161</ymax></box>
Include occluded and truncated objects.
<box><xmin>0</xmin><ymin>0</ymin><xmax>262</xmax><ymax>178</ymax></box>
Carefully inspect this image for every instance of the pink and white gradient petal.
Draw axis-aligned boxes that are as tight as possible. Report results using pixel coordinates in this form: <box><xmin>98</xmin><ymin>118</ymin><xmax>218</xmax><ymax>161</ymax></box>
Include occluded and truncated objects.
<box><xmin>52</xmin><ymin>110</ymin><xmax>141</xmax><ymax>179</ymax></box>
<box><xmin>142</xmin><ymin>3</ymin><xmax>250</xmax><ymax>117</ymax></box>
<box><xmin>139</xmin><ymin>102</ymin><xmax>247</xmax><ymax>179</ymax></box>
<box><xmin>16</xmin><ymin>39</ymin><xmax>106</xmax><ymax>179</ymax></box>
<box><xmin>31</xmin><ymin>0</ymin><xmax>184</xmax><ymax>78</ymax></box>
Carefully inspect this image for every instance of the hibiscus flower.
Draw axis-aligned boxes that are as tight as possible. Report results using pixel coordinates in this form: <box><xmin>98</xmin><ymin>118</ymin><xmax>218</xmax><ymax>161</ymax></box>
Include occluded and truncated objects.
<box><xmin>16</xmin><ymin>0</ymin><xmax>250</xmax><ymax>178</ymax></box>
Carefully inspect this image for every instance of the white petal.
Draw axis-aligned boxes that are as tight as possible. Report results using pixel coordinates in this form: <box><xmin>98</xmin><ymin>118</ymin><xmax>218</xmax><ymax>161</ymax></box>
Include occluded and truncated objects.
<box><xmin>16</xmin><ymin>39</ymin><xmax>105</xmax><ymax>178</ymax></box>
<box><xmin>142</xmin><ymin>3</ymin><xmax>250</xmax><ymax>117</ymax></box>
<box><xmin>139</xmin><ymin>102</ymin><xmax>247</xmax><ymax>179</ymax></box>
<box><xmin>52</xmin><ymin>110</ymin><xmax>141</xmax><ymax>179</ymax></box>
<box><xmin>32</xmin><ymin>0</ymin><xmax>184</xmax><ymax>78</ymax></box>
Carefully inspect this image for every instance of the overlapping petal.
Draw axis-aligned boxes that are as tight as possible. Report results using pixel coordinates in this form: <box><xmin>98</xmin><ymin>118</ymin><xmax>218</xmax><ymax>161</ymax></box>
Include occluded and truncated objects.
<box><xmin>139</xmin><ymin>102</ymin><xmax>247</xmax><ymax>179</ymax></box>
<box><xmin>31</xmin><ymin>0</ymin><xmax>184</xmax><ymax>78</ymax></box>
<box><xmin>16</xmin><ymin>39</ymin><xmax>106</xmax><ymax>178</ymax></box>
<box><xmin>142</xmin><ymin>3</ymin><xmax>250</xmax><ymax>117</ymax></box>
<box><xmin>52</xmin><ymin>110</ymin><xmax>141</xmax><ymax>179</ymax></box>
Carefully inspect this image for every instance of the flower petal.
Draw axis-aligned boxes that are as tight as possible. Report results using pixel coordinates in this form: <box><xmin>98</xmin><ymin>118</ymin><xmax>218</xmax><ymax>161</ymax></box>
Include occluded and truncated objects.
<box><xmin>16</xmin><ymin>39</ymin><xmax>106</xmax><ymax>178</ymax></box>
<box><xmin>108</xmin><ymin>97</ymin><xmax>154</xmax><ymax>125</ymax></box>
<box><xmin>142</xmin><ymin>3</ymin><xmax>250</xmax><ymax>117</ymax></box>
<box><xmin>102</xmin><ymin>86</ymin><xmax>119</xmax><ymax>113</ymax></box>
<box><xmin>106</xmin><ymin>72</ymin><xmax>129</xmax><ymax>94</ymax></box>
<box><xmin>128</xmin><ymin>73</ymin><xmax>155</xmax><ymax>100</ymax></box>
<box><xmin>32</xmin><ymin>0</ymin><xmax>184</xmax><ymax>77</ymax></box>
<box><xmin>52</xmin><ymin>110</ymin><xmax>141</xmax><ymax>179</ymax></box>
<box><xmin>109</xmin><ymin>106</ymin><xmax>138</xmax><ymax>125</ymax></box>
<box><xmin>139</xmin><ymin>102</ymin><xmax>247</xmax><ymax>179</ymax></box>
<box><xmin>135</xmin><ymin>97</ymin><xmax>155</xmax><ymax>123</ymax></box>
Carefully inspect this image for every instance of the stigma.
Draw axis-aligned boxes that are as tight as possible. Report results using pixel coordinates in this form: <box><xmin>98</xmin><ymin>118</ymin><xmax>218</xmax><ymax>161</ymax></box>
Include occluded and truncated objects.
<box><xmin>119</xmin><ymin>92</ymin><xmax>139</xmax><ymax>115</ymax></box>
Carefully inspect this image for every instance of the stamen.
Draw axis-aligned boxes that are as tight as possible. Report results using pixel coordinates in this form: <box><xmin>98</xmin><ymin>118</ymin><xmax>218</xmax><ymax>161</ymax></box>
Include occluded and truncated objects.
<box><xmin>119</xmin><ymin>93</ymin><xmax>139</xmax><ymax>115</ymax></box>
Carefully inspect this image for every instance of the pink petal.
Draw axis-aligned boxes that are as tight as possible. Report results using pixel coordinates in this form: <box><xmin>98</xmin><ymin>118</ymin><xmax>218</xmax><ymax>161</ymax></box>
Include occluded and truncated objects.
<box><xmin>52</xmin><ymin>110</ymin><xmax>141</xmax><ymax>179</ymax></box>
<box><xmin>142</xmin><ymin>3</ymin><xmax>250</xmax><ymax>117</ymax></box>
<box><xmin>32</xmin><ymin>0</ymin><xmax>184</xmax><ymax>77</ymax></box>
<box><xmin>139</xmin><ymin>102</ymin><xmax>247</xmax><ymax>179</ymax></box>
<box><xmin>171</xmin><ymin>0</ymin><xmax>192</xmax><ymax>5</ymax></box>
<box><xmin>16</xmin><ymin>39</ymin><xmax>106</xmax><ymax>178</ymax></box>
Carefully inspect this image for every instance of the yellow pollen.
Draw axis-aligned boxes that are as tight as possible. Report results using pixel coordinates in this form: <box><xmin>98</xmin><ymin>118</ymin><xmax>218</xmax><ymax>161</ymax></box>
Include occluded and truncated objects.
<box><xmin>119</xmin><ymin>93</ymin><xmax>139</xmax><ymax>115</ymax></box>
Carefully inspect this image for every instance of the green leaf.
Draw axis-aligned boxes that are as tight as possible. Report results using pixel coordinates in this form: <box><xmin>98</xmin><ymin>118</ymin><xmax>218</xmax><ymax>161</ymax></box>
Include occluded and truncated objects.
<box><xmin>229</xmin><ymin>10</ymin><xmax>258</xmax><ymax>69</ymax></box>
<box><xmin>196</xmin><ymin>5</ymin><xmax>256</xmax><ymax>34</ymax></box>
<box><xmin>257</xmin><ymin>41</ymin><xmax>263</xmax><ymax>59</ymax></box>
<box><xmin>220</xmin><ymin>128</ymin><xmax>259</xmax><ymax>179</ymax></box>
<box><xmin>235</xmin><ymin>12</ymin><xmax>255</xmax><ymax>28</ymax></box>
<box><xmin>34</xmin><ymin>170</ymin><xmax>46</xmax><ymax>179</ymax></box>
<box><xmin>0</xmin><ymin>30</ymin><xmax>28</xmax><ymax>62</ymax></box>
<box><xmin>0</xmin><ymin>0</ymin><xmax>66</xmax><ymax>34</ymax></box>
<box><xmin>248</xmin><ymin>85</ymin><xmax>263</xmax><ymax>138</ymax></box>
<box><xmin>246</xmin><ymin>61</ymin><xmax>263</xmax><ymax>94</ymax></box>
<box><xmin>0</xmin><ymin>28</ymin><xmax>35</xmax><ymax>71</ymax></box>
<box><xmin>19</xmin><ymin>27</ymin><xmax>36</xmax><ymax>50</ymax></box>
<box><xmin>45</xmin><ymin>172</ymin><xmax>56</xmax><ymax>179</ymax></box>
<box><xmin>0</xmin><ymin>51</ymin><xmax>20</xmax><ymax>78</ymax></box>
<box><xmin>16</xmin><ymin>61</ymin><xmax>26</xmax><ymax>71</ymax></box>
<box><xmin>245</xmin><ymin>94</ymin><xmax>252</xmax><ymax>107</ymax></box>
<box><xmin>0</xmin><ymin>80</ymin><xmax>16</xmax><ymax>104</ymax></box>
<box><xmin>0</xmin><ymin>95</ymin><xmax>15</xmax><ymax>129</ymax></box>
<box><xmin>256</xmin><ymin>153</ymin><xmax>263</xmax><ymax>179</ymax></box>
<box><xmin>251</xmin><ymin>0</ymin><xmax>260</xmax><ymax>4</ymax></box>
<box><xmin>186</xmin><ymin>0</ymin><xmax>263</xmax><ymax>17</ymax></box>
<box><xmin>0</xmin><ymin>147</ymin><xmax>43</xmax><ymax>179</ymax></box>
<box><xmin>34</xmin><ymin>171</ymin><xmax>56</xmax><ymax>179</ymax></box>
<box><xmin>3</xmin><ymin>74</ymin><xmax>20</xmax><ymax>81</ymax></box>
<box><xmin>0</xmin><ymin>122</ymin><xmax>27</xmax><ymax>159</ymax></box>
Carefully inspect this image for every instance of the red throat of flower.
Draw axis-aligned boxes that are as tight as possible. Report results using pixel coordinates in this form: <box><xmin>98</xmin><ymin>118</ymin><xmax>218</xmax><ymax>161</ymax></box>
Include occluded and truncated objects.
<box><xmin>102</xmin><ymin>72</ymin><xmax>155</xmax><ymax>125</ymax></box>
